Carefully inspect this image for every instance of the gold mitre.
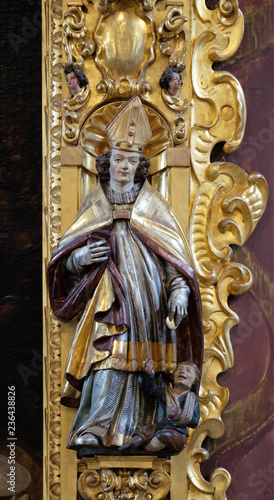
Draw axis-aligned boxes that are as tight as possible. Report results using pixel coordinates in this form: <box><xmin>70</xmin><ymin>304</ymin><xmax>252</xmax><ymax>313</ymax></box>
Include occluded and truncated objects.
<box><xmin>106</xmin><ymin>97</ymin><xmax>152</xmax><ymax>153</ymax></box>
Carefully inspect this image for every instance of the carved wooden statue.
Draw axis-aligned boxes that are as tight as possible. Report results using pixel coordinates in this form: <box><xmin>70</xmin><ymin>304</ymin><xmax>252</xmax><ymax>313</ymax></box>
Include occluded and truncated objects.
<box><xmin>48</xmin><ymin>97</ymin><xmax>203</xmax><ymax>453</ymax></box>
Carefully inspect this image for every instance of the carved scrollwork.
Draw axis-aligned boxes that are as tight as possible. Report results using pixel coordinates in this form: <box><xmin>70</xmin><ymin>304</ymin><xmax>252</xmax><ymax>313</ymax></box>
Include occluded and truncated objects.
<box><xmin>173</xmin><ymin>112</ymin><xmax>187</xmax><ymax>144</ymax></box>
<box><xmin>96</xmin><ymin>77</ymin><xmax>153</xmax><ymax>101</ymax></box>
<box><xmin>63</xmin><ymin>85</ymin><xmax>91</xmax><ymax>143</ymax></box>
<box><xmin>63</xmin><ymin>6</ymin><xmax>94</xmax><ymax>69</ymax></box>
<box><xmin>199</xmin><ymin>262</ymin><xmax>253</xmax><ymax>377</ymax></box>
<box><xmin>188</xmin><ymin>159</ymin><xmax>267</xmax><ymax>497</ymax></box>
<box><xmin>159</xmin><ymin>6</ymin><xmax>187</xmax><ymax>71</ymax></box>
<box><xmin>130</xmin><ymin>470</ymin><xmax>148</xmax><ymax>492</ymax></box>
<box><xmin>217</xmin><ymin>0</ymin><xmax>239</xmax><ymax>26</ymax></box>
<box><xmin>63</xmin><ymin>111</ymin><xmax>79</xmax><ymax>143</ymax></box>
<box><xmin>78</xmin><ymin>468</ymin><xmax>170</xmax><ymax>500</ymax></box>
<box><xmin>191</xmin><ymin>0</ymin><xmax>245</xmax><ymax>182</ymax></box>
<box><xmin>190</xmin><ymin>162</ymin><xmax>268</xmax><ymax>283</ymax></box>
<box><xmin>187</xmin><ymin>420</ymin><xmax>231</xmax><ymax>498</ymax></box>
<box><xmin>186</xmin><ymin>159</ymin><xmax>268</xmax><ymax>497</ymax></box>
<box><xmin>63</xmin><ymin>85</ymin><xmax>90</xmax><ymax>112</ymax></box>
<box><xmin>78</xmin><ymin>470</ymin><xmax>103</xmax><ymax>499</ymax></box>
<box><xmin>161</xmin><ymin>89</ymin><xmax>188</xmax><ymax>113</ymax></box>
<box><xmin>147</xmin><ymin>470</ymin><xmax>171</xmax><ymax>500</ymax></box>
<box><xmin>101</xmin><ymin>469</ymin><xmax>122</xmax><ymax>494</ymax></box>
<box><xmin>160</xmin><ymin>71</ymin><xmax>188</xmax><ymax>144</ymax></box>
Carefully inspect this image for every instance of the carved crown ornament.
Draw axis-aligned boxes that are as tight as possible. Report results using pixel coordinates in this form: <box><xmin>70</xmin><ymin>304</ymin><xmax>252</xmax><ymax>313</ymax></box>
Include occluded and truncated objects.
<box><xmin>42</xmin><ymin>1</ymin><xmax>268</xmax><ymax>500</ymax></box>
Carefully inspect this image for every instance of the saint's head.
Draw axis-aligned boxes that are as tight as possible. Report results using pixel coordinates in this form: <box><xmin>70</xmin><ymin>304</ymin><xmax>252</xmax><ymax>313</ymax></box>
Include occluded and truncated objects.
<box><xmin>96</xmin><ymin>148</ymin><xmax>150</xmax><ymax>187</ymax></box>
<box><xmin>96</xmin><ymin>97</ymin><xmax>152</xmax><ymax>188</ymax></box>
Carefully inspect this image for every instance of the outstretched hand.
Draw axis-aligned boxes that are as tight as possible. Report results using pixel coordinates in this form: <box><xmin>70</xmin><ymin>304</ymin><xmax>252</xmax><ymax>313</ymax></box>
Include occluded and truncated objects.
<box><xmin>143</xmin><ymin>358</ymin><xmax>155</xmax><ymax>377</ymax></box>
<box><xmin>167</xmin><ymin>289</ymin><xmax>188</xmax><ymax>328</ymax></box>
<box><xmin>73</xmin><ymin>240</ymin><xmax>111</xmax><ymax>268</ymax></box>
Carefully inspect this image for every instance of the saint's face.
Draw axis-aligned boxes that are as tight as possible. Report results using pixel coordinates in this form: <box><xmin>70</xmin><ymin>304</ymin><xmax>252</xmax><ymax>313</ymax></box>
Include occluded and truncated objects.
<box><xmin>109</xmin><ymin>149</ymin><xmax>139</xmax><ymax>191</ymax></box>
<box><xmin>168</xmin><ymin>72</ymin><xmax>182</xmax><ymax>96</ymax></box>
<box><xmin>173</xmin><ymin>363</ymin><xmax>196</xmax><ymax>391</ymax></box>
<box><xmin>66</xmin><ymin>72</ymin><xmax>81</xmax><ymax>96</ymax></box>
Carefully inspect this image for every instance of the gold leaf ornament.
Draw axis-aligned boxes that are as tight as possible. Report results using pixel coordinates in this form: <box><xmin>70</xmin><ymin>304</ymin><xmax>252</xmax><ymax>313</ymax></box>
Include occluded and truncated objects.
<box><xmin>159</xmin><ymin>6</ymin><xmax>188</xmax><ymax>70</ymax></box>
<box><xmin>63</xmin><ymin>6</ymin><xmax>94</xmax><ymax>68</ymax></box>
<box><xmin>190</xmin><ymin>162</ymin><xmax>268</xmax><ymax>283</ymax></box>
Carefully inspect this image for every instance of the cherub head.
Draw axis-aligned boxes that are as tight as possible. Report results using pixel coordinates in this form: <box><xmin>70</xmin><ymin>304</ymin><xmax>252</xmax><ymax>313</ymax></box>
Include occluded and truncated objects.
<box><xmin>159</xmin><ymin>67</ymin><xmax>183</xmax><ymax>97</ymax></box>
<box><xmin>64</xmin><ymin>66</ymin><xmax>89</xmax><ymax>97</ymax></box>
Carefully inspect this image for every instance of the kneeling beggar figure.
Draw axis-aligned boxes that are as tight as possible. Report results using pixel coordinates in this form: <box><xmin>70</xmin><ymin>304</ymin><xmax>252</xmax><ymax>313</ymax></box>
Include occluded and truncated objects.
<box><xmin>48</xmin><ymin>97</ymin><xmax>203</xmax><ymax>453</ymax></box>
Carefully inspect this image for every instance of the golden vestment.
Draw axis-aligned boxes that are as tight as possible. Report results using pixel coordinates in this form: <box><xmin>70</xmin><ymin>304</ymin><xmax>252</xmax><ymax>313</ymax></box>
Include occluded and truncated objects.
<box><xmin>48</xmin><ymin>180</ymin><xmax>203</xmax><ymax>447</ymax></box>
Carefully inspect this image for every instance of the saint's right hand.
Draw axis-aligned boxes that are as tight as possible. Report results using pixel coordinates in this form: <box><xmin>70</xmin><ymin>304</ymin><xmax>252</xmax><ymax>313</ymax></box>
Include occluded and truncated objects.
<box><xmin>73</xmin><ymin>240</ymin><xmax>111</xmax><ymax>267</ymax></box>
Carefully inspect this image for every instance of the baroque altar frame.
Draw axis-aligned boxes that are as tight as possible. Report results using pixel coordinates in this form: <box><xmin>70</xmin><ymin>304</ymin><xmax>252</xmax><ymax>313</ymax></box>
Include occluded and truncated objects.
<box><xmin>42</xmin><ymin>1</ymin><xmax>268</xmax><ymax>499</ymax></box>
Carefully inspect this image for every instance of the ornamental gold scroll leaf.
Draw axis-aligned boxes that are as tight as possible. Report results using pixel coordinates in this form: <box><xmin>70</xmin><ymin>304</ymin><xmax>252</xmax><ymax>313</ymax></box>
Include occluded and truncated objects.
<box><xmin>158</xmin><ymin>5</ymin><xmax>187</xmax><ymax>71</ymax></box>
<box><xmin>186</xmin><ymin>162</ymin><xmax>268</xmax><ymax>497</ymax></box>
<box><xmin>63</xmin><ymin>85</ymin><xmax>91</xmax><ymax>144</ymax></box>
<box><xmin>191</xmin><ymin>0</ymin><xmax>246</xmax><ymax>183</ymax></box>
<box><xmin>78</xmin><ymin>468</ymin><xmax>171</xmax><ymax>500</ymax></box>
<box><xmin>63</xmin><ymin>4</ymin><xmax>94</xmax><ymax>69</ymax></box>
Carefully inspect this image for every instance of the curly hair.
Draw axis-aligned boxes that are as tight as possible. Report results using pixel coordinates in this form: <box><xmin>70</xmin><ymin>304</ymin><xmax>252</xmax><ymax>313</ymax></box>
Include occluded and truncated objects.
<box><xmin>159</xmin><ymin>67</ymin><xmax>182</xmax><ymax>91</ymax></box>
<box><xmin>96</xmin><ymin>149</ymin><xmax>150</xmax><ymax>184</ymax></box>
<box><xmin>64</xmin><ymin>66</ymin><xmax>89</xmax><ymax>88</ymax></box>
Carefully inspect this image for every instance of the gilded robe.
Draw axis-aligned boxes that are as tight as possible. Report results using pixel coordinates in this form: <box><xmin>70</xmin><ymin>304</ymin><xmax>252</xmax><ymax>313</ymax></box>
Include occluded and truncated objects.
<box><xmin>48</xmin><ymin>180</ymin><xmax>203</xmax><ymax>447</ymax></box>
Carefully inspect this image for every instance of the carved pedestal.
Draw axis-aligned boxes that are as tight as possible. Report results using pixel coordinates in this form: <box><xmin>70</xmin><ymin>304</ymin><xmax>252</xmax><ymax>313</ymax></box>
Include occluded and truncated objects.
<box><xmin>78</xmin><ymin>457</ymin><xmax>171</xmax><ymax>500</ymax></box>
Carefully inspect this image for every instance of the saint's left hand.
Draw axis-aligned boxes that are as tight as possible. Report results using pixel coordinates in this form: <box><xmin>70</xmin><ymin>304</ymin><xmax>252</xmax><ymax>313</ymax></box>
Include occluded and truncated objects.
<box><xmin>167</xmin><ymin>289</ymin><xmax>188</xmax><ymax>327</ymax></box>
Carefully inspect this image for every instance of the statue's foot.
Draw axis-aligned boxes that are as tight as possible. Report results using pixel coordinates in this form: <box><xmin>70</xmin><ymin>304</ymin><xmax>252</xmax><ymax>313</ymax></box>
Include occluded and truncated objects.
<box><xmin>75</xmin><ymin>433</ymin><xmax>100</xmax><ymax>447</ymax></box>
<box><xmin>119</xmin><ymin>435</ymin><xmax>144</xmax><ymax>451</ymax></box>
<box><xmin>144</xmin><ymin>437</ymin><xmax>166</xmax><ymax>452</ymax></box>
